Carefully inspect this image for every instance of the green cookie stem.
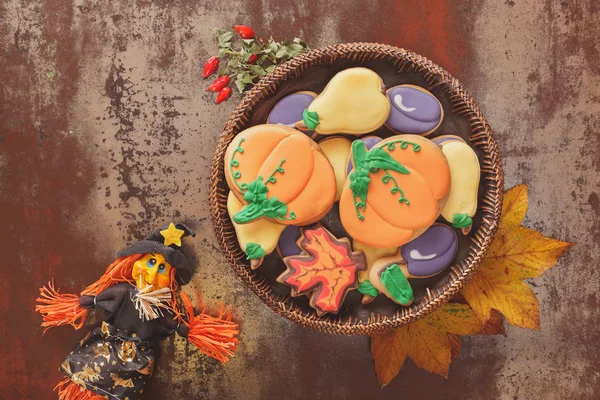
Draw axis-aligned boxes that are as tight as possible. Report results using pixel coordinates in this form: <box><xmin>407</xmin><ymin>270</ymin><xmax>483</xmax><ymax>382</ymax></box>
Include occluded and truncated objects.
<box><xmin>452</xmin><ymin>213</ymin><xmax>472</xmax><ymax>229</ymax></box>
<box><xmin>380</xmin><ymin>264</ymin><xmax>414</xmax><ymax>305</ymax></box>
<box><xmin>358</xmin><ymin>280</ymin><xmax>380</xmax><ymax>296</ymax></box>
<box><xmin>245</xmin><ymin>242</ymin><xmax>265</xmax><ymax>260</ymax></box>
<box><xmin>302</xmin><ymin>109</ymin><xmax>319</xmax><ymax>130</ymax></box>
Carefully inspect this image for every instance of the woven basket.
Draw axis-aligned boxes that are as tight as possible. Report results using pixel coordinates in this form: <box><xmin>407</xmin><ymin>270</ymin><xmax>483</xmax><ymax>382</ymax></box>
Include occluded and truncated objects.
<box><xmin>210</xmin><ymin>43</ymin><xmax>503</xmax><ymax>335</ymax></box>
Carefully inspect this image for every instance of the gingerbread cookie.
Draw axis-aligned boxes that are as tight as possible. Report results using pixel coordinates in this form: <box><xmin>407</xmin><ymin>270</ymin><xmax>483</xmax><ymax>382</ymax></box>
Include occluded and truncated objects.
<box><xmin>385</xmin><ymin>85</ymin><xmax>443</xmax><ymax>136</ymax></box>
<box><xmin>225</xmin><ymin>124</ymin><xmax>336</xmax><ymax>226</ymax></box>
<box><xmin>434</xmin><ymin>135</ymin><xmax>480</xmax><ymax>234</ymax></box>
<box><xmin>318</xmin><ymin>137</ymin><xmax>352</xmax><ymax>201</ymax></box>
<box><xmin>227</xmin><ymin>192</ymin><xmax>286</xmax><ymax>269</ymax></box>
<box><xmin>277</xmin><ymin>225</ymin><xmax>367</xmax><ymax>315</ymax></box>
<box><xmin>339</xmin><ymin>135</ymin><xmax>451</xmax><ymax>248</ymax></box>
<box><xmin>297</xmin><ymin>68</ymin><xmax>391</xmax><ymax>135</ymax></box>
<box><xmin>267</xmin><ymin>91</ymin><xmax>317</xmax><ymax>137</ymax></box>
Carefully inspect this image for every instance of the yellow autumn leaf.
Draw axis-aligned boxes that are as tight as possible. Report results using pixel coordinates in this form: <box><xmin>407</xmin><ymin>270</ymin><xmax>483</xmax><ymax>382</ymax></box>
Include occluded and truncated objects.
<box><xmin>498</xmin><ymin>183</ymin><xmax>529</xmax><ymax>229</ymax></box>
<box><xmin>370</xmin><ymin>184</ymin><xmax>574</xmax><ymax>387</ymax></box>
<box><xmin>462</xmin><ymin>185</ymin><xmax>574</xmax><ymax>329</ymax></box>
<box><xmin>372</xmin><ymin>303</ymin><xmax>483</xmax><ymax>385</ymax></box>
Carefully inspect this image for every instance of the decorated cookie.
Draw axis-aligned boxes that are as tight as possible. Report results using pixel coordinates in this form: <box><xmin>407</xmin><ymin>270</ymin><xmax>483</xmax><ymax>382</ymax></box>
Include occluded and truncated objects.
<box><xmin>225</xmin><ymin>124</ymin><xmax>337</xmax><ymax>226</ymax></box>
<box><xmin>345</xmin><ymin>136</ymin><xmax>382</xmax><ymax>175</ymax></box>
<box><xmin>359</xmin><ymin>224</ymin><xmax>457</xmax><ymax>305</ymax></box>
<box><xmin>400</xmin><ymin>223</ymin><xmax>458</xmax><ymax>277</ymax></box>
<box><xmin>385</xmin><ymin>85</ymin><xmax>443</xmax><ymax>136</ymax></box>
<box><xmin>277</xmin><ymin>225</ymin><xmax>302</xmax><ymax>258</ymax></box>
<box><xmin>277</xmin><ymin>225</ymin><xmax>367</xmax><ymax>315</ymax></box>
<box><xmin>267</xmin><ymin>91</ymin><xmax>317</xmax><ymax>137</ymax></box>
<box><xmin>318</xmin><ymin>137</ymin><xmax>352</xmax><ymax>201</ymax></box>
<box><xmin>432</xmin><ymin>134</ymin><xmax>466</xmax><ymax>146</ymax></box>
<box><xmin>369</xmin><ymin>260</ymin><xmax>414</xmax><ymax>306</ymax></box>
<box><xmin>339</xmin><ymin>135</ymin><xmax>451</xmax><ymax>248</ymax></box>
<box><xmin>227</xmin><ymin>192</ymin><xmax>286</xmax><ymax>269</ymax></box>
<box><xmin>435</xmin><ymin>135</ymin><xmax>480</xmax><ymax>234</ymax></box>
<box><xmin>297</xmin><ymin>68</ymin><xmax>391</xmax><ymax>135</ymax></box>
<box><xmin>353</xmin><ymin>241</ymin><xmax>397</xmax><ymax>304</ymax></box>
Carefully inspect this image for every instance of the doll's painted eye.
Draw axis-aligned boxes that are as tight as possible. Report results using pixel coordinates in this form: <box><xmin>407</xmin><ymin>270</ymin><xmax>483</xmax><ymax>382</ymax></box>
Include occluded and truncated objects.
<box><xmin>158</xmin><ymin>264</ymin><xmax>166</xmax><ymax>273</ymax></box>
<box><xmin>147</xmin><ymin>258</ymin><xmax>157</xmax><ymax>268</ymax></box>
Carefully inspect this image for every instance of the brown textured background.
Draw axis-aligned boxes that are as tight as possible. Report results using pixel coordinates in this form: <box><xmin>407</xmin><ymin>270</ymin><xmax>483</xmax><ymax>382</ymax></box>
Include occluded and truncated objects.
<box><xmin>0</xmin><ymin>0</ymin><xmax>597</xmax><ymax>399</ymax></box>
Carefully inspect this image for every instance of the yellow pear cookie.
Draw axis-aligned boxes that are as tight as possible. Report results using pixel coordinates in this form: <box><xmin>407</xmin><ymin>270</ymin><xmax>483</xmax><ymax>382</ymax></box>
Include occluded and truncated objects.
<box><xmin>225</xmin><ymin>124</ymin><xmax>337</xmax><ymax>226</ymax></box>
<box><xmin>434</xmin><ymin>135</ymin><xmax>480</xmax><ymax>234</ymax></box>
<box><xmin>227</xmin><ymin>192</ymin><xmax>286</xmax><ymax>269</ymax></box>
<box><xmin>297</xmin><ymin>68</ymin><xmax>391</xmax><ymax>135</ymax></box>
<box><xmin>369</xmin><ymin>257</ymin><xmax>414</xmax><ymax>307</ymax></box>
<box><xmin>353</xmin><ymin>241</ymin><xmax>397</xmax><ymax>304</ymax></box>
<box><xmin>318</xmin><ymin>137</ymin><xmax>352</xmax><ymax>201</ymax></box>
<box><xmin>339</xmin><ymin>135</ymin><xmax>450</xmax><ymax>248</ymax></box>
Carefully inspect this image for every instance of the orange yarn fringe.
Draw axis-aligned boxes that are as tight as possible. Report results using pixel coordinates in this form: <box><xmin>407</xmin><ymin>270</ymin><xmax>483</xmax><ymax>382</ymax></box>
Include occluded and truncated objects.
<box><xmin>81</xmin><ymin>254</ymin><xmax>143</xmax><ymax>296</ymax></box>
<box><xmin>55</xmin><ymin>378</ymin><xmax>104</xmax><ymax>400</ymax></box>
<box><xmin>181</xmin><ymin>292</ymin><xmax>240</xmax><ymax>363</ymax></box>
<box><xmin>35</xmin><ymin>281</ymin><xmax>88</xmax><ymax>333</ymax></box>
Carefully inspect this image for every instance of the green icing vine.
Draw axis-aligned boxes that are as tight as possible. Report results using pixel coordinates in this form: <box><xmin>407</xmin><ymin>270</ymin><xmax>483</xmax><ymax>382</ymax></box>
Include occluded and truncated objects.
<box><xmin>381</xmin><ymin>170</ymin><xmax>410</xmax><ymax>205</ymax></box>
<box><xmin>229</xmin><ymin>137</ymin><xmax>247</xmax><ymax>192</ymax></box>
<box><xmin>265</xmin><ymin>159</ymin><xmax>285</xmax><ymax>185</ymax></box>
<box><xmin>385</xmin><ymin>139</ymin><xmax>421</xmax><ymax>153</ymax></box>
<box><xmin>232</xmin><ymin>160</ymin><xmax>297</xmax><ymax>224</ymax></box>
<box><xmin>349</xmin><ymin>140</ymin><xmax>411</xmax><ymax>220</ymax></box>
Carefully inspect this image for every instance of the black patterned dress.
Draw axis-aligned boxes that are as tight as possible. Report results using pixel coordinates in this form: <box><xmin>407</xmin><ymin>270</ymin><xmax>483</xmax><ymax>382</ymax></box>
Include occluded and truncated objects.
<box><xmin>60</xmin><ymin>284</ymin><xmax>187</xmax><ymax>400</ymax></box>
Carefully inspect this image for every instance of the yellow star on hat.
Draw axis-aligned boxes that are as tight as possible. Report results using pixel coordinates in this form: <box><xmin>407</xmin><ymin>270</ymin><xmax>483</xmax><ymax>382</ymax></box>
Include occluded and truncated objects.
<box><xmin>160</xmin><ymin>223</ymin><xmax>185</xmax><ymax>247</ymax></box>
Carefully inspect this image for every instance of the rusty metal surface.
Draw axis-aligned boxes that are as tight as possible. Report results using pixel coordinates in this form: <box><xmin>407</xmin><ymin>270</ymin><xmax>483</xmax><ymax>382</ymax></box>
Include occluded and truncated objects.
<box><xmin>0</xmin><ymin>0</ymin><xmax>597</xmax><ymax>399</ymax></box>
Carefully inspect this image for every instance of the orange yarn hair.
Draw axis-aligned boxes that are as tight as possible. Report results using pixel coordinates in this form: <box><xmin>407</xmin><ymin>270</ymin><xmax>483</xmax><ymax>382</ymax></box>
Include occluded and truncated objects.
<box><xmin>35</xmin><ymin>254</ymin><xmax>182</xmax><ymax>332</ymax></box>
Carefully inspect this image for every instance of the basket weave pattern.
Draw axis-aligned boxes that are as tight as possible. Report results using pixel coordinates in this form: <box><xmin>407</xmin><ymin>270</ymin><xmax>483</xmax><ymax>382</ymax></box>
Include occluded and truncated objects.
<box><xmin>209</xmin><ymin>43</ymin><xmax>503</xmax><ymax>335</ymax></box>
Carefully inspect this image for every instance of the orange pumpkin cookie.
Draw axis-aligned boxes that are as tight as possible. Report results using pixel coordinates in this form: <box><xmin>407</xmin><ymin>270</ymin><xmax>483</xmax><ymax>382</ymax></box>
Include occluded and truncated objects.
<box><xmin>339</xmin><ymin>135</ymin><xmax>450</xmax><ymax>248</ymax></box>
<box><xmin>225</xmin><ymin>124</ymin><xmax>336</xmax><ymax>226</ymax></box>
<box><xmin>277</xmin><ymin>225</ymin><xmax>367</xmax><ymax>315</ymax></box>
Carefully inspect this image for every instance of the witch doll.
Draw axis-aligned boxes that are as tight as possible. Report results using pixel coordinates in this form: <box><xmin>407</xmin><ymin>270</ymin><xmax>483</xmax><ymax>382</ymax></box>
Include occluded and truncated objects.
<box><xmin>35</xmin><ymin>222</ymin><xmax>239</xmax><ymax>400</ymax></box>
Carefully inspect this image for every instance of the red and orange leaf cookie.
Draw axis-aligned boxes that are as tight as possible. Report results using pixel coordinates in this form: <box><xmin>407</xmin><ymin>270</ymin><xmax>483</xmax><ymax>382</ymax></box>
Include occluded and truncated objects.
<box><xmin>225</xmin><ymin>124</ymin><xmax>337</xmax><ymax>226</ymax></box>
<box><xmin>277</xmin><ymin>225</ymin><xmax>367</xmax><ymax>315</ymax></box>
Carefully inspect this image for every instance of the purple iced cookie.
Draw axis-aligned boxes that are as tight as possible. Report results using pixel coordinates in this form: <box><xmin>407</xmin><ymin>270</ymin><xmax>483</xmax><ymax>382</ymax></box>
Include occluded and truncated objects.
<box><xmin>346</xmin><ymin>136</ymin><xmax>382</xmax><ymax>175</ymax></box>
<box><xmin>401</xmin><ymin>224</ymin><xmax>457</xmax><ymax>277</ymax></box>
<box><xmin>432</xmin><ymin>135</ymin><xmax>464</xmax><ymax>146</ymax></box>
<box><xmin>385</xmin><ymin>85</ymin><xmax>443</xmax><ymax>135</ymax></box>
<box><xmin>278</xmin><ymin>225</ymin><xmax>302</xmax><ymax>257</ymax></box>
<box><xmin>267</xmin><ymin>92</ymin><xmax>316</xmax><ymax>131</ymax></box>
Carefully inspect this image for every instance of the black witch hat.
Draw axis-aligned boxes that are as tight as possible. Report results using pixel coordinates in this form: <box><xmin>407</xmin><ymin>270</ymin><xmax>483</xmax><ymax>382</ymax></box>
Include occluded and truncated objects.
<box><xmin>117</xmin><ymin>222</ymin><xmax>196</xmax><ymax>285</ymax></box>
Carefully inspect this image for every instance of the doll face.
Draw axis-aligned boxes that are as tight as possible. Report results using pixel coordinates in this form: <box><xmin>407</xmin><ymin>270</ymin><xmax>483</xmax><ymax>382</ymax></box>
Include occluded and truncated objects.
<box><xmin>132</xmin><ymin>253</ymin><xmax>173</xmax><ymax>292</ymax></box>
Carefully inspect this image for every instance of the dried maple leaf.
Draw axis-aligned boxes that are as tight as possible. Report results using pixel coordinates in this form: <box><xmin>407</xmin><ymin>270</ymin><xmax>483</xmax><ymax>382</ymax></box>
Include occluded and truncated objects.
<box><xmin>461</xmin><ymin>184</ymin><xmax>574</xmax><ymax>329</ymax></box>
<box><xmin>277</xmin><ymin>226</ymin><xmax>366</xmax><ymax>315</ymax></box>
<box><xmin>372</xmin><ymin>303</ymin><xmax>483</xmax><ymax>385</ymax></box>
<box><xmin>370</xmin><ymin>184</ymin><xmax>573</xmax><ymax>386</ymax></box>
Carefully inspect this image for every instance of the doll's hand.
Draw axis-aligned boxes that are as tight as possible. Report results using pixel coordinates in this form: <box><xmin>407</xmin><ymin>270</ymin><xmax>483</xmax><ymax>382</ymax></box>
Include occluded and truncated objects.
<box><xmin>177</xmin><ymin>323</ymin><xmax>189</xmax><ymax>338</ymax></box>
<box><xmin>79</xmin><ymin>295</ymin><xmax>95</xmax><ymax>308</ymax></box>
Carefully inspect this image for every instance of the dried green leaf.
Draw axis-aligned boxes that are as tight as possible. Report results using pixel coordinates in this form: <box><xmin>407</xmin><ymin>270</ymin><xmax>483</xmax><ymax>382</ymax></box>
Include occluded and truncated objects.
<box><xmin>218</xmin><ymin>31</ymin><xmax>234</xmax><ymax>47</ymax></box>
